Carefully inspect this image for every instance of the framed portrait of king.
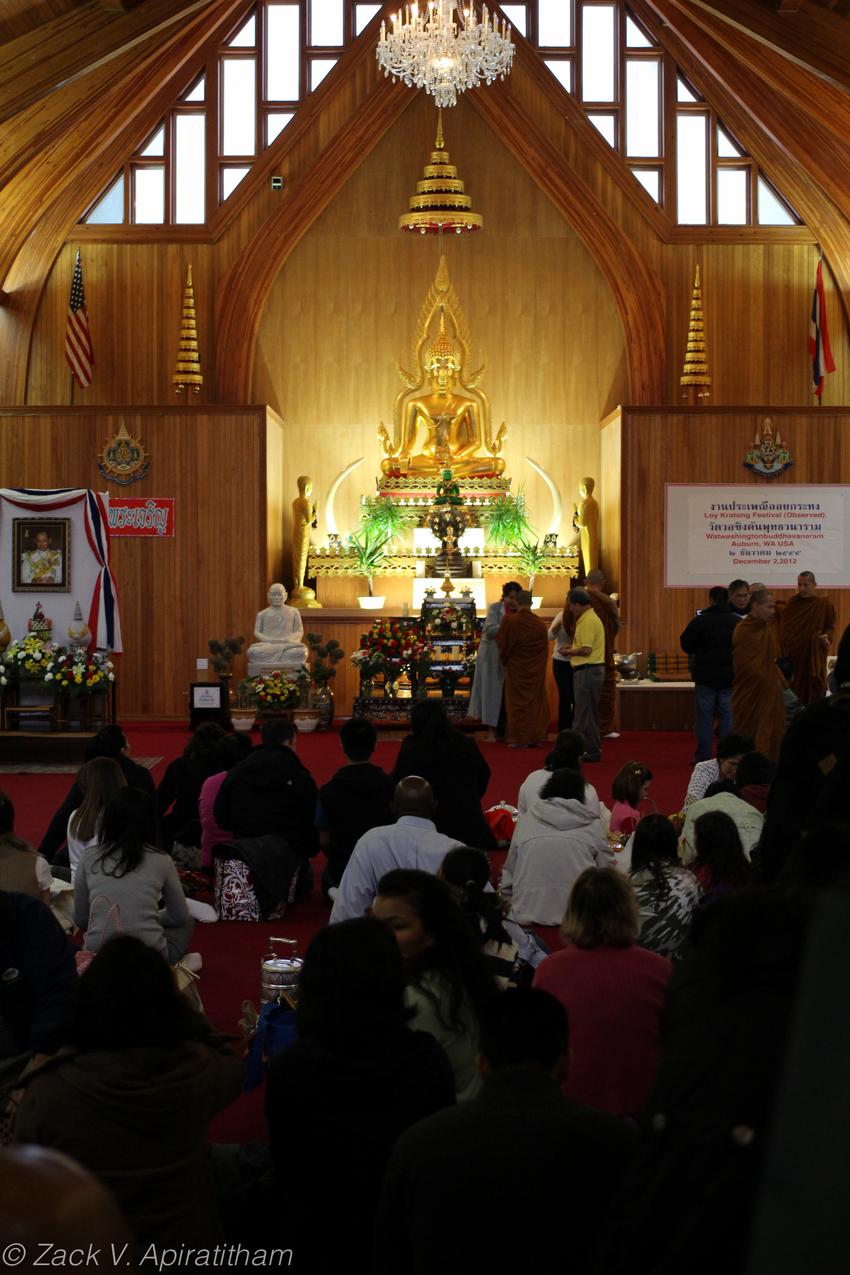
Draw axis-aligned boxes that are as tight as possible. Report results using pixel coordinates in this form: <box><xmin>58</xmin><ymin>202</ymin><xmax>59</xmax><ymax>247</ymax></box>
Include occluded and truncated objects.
<box><xmin>13</xmin><ymin>518</ymin><xmax>71</xmax><ymax>592</ymax></box>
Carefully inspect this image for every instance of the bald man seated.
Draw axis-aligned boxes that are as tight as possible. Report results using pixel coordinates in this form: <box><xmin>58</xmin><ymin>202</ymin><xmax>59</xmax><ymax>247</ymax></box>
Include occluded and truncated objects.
<box><xmin>329</xmin><ymin>778</ymin><xmax>463</xmax><ymax>924</ymax></box>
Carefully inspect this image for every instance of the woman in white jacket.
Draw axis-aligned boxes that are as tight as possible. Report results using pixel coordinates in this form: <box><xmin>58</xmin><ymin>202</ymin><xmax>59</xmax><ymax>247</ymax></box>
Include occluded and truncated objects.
<box><xmin>501</xmin><ymin>768</ymin><xmax>613</xmax><ymax>927</ymax></box>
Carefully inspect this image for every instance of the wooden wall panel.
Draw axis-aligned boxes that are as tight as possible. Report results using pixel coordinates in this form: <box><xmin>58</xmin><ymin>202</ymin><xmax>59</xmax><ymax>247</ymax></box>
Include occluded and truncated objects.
<box><xmin>660</xmin><ymin>243</ymin><xmax>850</xmax><ymax>407</ymax></box>
<box><xmin>253</xmin><ymin>91</ymin><xmax>628</xmax><ymax>579</ymax></box>
<box><xmin>617</xmin><ymin>408</ymin><xmax>850</xmax><ymax>659</ymax></box>
<box><xmin>0</xmin><ymin>405</ymin><xmax>284</xmax><ymax>719</ymax></box>
<box><xmin>599</xmin><ymin>408</ymin><xmax>623</xmax><ymax>593</ymax></box>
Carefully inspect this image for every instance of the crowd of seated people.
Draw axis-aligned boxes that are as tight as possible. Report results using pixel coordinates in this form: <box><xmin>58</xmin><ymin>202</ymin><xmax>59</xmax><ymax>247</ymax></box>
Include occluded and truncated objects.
<box><xmin>2</xmin><ymin>674</ymin><xmax>849</xmax><ymax>1271</ymax></box>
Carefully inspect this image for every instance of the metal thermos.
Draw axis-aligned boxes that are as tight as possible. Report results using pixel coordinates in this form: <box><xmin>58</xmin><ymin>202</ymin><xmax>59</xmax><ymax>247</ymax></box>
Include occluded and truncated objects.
<box><xmin>260</xmin><ymin>937</ymin><xmax>302</xmax><ymax>1005</ymax></box>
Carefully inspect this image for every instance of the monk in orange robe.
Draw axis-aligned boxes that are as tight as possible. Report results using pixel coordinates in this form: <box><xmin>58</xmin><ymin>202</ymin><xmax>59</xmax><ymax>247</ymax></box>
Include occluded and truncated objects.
<box><xmin>497</xmin><ymin>591</ymin><xmax>550</xmax><ymax>746</ymax></box>
<box><xmin>732</xmin><ymin>590</ymin><xmax>786</xmax><ymax>762</ymax></box>
<box><xmin>779</xmin><ymin>571</ymin><xmax>836</xmax><ymax>704</ymax></box>
<box><xmin>586</xmin><ymin>569</ymin><xmax>620</xmax><ymax>737</ymax></box>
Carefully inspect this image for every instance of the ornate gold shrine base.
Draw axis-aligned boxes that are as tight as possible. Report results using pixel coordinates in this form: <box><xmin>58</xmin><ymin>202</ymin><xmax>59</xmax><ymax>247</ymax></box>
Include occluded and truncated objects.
<box><xmin>353</xmin><ymin>696</ymin><xmax>478</xmax><ymax>728</ymax></box>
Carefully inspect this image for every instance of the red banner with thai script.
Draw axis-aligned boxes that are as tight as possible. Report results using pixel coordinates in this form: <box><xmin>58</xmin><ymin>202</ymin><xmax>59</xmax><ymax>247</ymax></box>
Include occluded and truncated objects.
<box><xmin>108</xmin><ymin>497</ymin><xmax>174</xmax><ymax>537</ymax></box>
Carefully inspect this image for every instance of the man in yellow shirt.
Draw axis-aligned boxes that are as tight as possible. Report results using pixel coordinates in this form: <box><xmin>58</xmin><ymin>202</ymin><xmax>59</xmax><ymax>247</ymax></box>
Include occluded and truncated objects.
<box><xmin>560</xmin><ymin>588</ymin><xmax>606</xmax><ymax>761</ymax></box>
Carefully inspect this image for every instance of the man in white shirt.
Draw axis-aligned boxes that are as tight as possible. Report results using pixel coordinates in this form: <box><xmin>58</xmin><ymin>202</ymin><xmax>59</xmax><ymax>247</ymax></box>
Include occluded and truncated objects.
<box><xmin>329</xmin><ymin>777</ymin><xmax>461</xmax><ymax>923</ymax></box>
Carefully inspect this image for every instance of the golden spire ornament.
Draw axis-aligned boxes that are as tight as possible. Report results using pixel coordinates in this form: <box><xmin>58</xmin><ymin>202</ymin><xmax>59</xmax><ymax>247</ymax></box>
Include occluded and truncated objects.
<box><xmin>680</xmin><ymin>264</ymin><xmax>711</xmax><ymax>403</ymax></box>
<box><xmin>172</xmin><ymin>264</ymin><xmax>203</xmax><ymax>394</ymax></box>
<box><xmin>399</xmin><ymin>110</ymin><xmax>483</xmax><ymax>235</ymax></box>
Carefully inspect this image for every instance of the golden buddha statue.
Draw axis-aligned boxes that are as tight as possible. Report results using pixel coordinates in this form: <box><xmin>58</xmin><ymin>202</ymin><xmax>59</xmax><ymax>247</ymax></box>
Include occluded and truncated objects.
<box><xmin>379</xmin><ymin>257</ymin><xmax>506</xmax><ymax>479</ymax></box>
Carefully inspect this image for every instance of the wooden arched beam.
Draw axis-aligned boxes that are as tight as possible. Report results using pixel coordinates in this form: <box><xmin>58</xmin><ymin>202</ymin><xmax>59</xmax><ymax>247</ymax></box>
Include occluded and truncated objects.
<box><xmin>215</xmin><ymin>74</ymin><xmax>414</xmax><ymax>403</ymax></box>
<box><xmin>467</xmin><ymin>83</ymin><xmax>667</xmax><ymax>404</ymax></box>
<box><xmin>635</xmin><ymin>0</ymin><xmax>850</xmax><ymax>308</ymax></box>
<box><xmin>0</xmin><ymin>0</ymin><xmax>247</xmax><ymax>405</ymax></box>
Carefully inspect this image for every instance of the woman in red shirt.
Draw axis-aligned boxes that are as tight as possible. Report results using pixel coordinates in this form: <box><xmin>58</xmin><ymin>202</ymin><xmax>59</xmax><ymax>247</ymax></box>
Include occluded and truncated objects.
<box><xmin>533</xmin><ymin>867</ymin><xmax>671</xmax><ymax>1117</ymax></box>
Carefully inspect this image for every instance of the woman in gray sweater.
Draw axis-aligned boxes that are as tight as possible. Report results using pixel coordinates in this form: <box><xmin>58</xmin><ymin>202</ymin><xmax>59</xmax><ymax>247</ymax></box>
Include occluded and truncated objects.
<box><xmin>74</xmin><ymin>789</ymin><xmax>193</xmax><ymax>962</ymax></box>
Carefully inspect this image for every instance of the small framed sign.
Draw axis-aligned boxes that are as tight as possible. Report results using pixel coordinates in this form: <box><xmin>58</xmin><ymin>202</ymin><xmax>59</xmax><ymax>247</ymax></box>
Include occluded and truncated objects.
<box><xmin>13</xmin><ymin>518</ymin><xmax>71</xmax><ymax>592</ymax></box>
<box><xmin>189</xmin><ymin>681</ymin><xmax>228</xmax><ymax>729</ymax></box>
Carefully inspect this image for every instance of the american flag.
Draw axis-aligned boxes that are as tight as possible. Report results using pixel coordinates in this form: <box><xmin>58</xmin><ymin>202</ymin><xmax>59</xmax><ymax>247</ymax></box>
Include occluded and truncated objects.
<box><xmin>808</xmin><ymin>256</ymin><xmax>835</xmax><ymax>398</ymax></box>
<box><xmin>65</xmin><ymin>249</ymin><xmax>94</xmax><ymax>388</ymax></box>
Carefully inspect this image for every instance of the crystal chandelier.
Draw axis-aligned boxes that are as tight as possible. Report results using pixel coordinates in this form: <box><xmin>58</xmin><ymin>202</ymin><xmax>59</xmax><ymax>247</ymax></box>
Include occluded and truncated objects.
<box><xmin>376</xmin><ymin>2</ymin><xmax>515</xmax><ymax>109</ymax></box>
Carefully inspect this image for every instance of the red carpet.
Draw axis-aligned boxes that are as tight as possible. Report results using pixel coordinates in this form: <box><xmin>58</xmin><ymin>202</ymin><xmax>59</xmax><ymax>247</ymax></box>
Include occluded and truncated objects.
<box><xmin>2</xmin><ymin>724</ymin><xmax>695</xmax><ymax>1142</ymax></box>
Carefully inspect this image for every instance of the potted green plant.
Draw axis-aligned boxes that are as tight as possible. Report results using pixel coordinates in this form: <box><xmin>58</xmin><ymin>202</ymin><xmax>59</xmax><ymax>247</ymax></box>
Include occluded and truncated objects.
<box><xmin>359</xmin><ymin>495</ymin><xmax>418</xmax><ymax>545</ymax></box>
<box><xmin>479</xmin><ymin>490</ymin><xmax>533</xmax><ymax>548</ymax></box>
<box><xmin>516</xmin><ymin>538</ymin><xmax>546</xmax><ymax>599</ymax></box>
<box><xmin>346</xmin><ymin>525</ymin><xmax>392</xmax><ymax>608</ymax></box>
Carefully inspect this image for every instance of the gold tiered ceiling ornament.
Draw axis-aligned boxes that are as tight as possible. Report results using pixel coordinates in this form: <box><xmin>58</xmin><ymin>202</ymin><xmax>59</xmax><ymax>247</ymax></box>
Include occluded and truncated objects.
<box><xmin>680</xmin><ymin>264</ymin><xmax>711</xmax><ymax>403</ymax></box>
<box><xmin>400</xmin><ymin>111</ymin><xmax>483</xmax><ymax>236</ymax></box>
<box><xmin>172</xmin><ymin>264</ymin><xmax>203</xmax><ymax>395</ymax></box>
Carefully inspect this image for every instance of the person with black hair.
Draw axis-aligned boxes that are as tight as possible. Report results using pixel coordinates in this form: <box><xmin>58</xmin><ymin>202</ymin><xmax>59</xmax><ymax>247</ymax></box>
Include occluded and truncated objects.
<box><xmin>38</xmin><ymin>725</ymin><xmax>155</xmax><ymax>862</ymax></box>
<box><xmin>375</xmin><ymin>988</ymin><xmax>635</xmax><ymax>1275</ymax></box>
<box><xmin>213</xmin><ymin>717</ymin><xmax>318</xmax><ymax>863</ymax></box>
<box><xmin>156</xmin><ymin>720</ymin><xmax>227</xmax><ymax>855</ymax></box>
<box><xmin>629</xmin><ymin>814</ymin><xmax>700</xmax><ymax>959</ymax></box>
<box><xmin>439</xmin><ymin>846</ymin><xmax>545</xmax><ymax>987</ymax></box>
<box><xmin>15</xmin><ymin>936</ymin><xmax>242</xmax><ymax>1246</ymax></box>
<box><xmin>0</xmin><ymin>891</ymin><xmax>76</xmax><ymax>1062</ymax></box>
<box><xmin>74</xmin><ymin>789</ymin><xmax>193</xmax><ymax>962</ymax></box>
<box><xmin>680</xmin><ymin>757</ymin><xmax>767</xmax><ymax>867</ymax></box>
<box><xmin>391</xmin><ymin>700</ymin><xmax>494</xmax><ymax>848</ymax></box>
<box><xmin>197</xmin><ymin>731</ymin><xmax>253</xmax><ymax>868</ymax></box>
<box><xmin>316</xmin><ymin>718</ymin><xmax>393</xmax><ymax>891</ymax></box>
<box><xmin>372</xmin><ymin>868</ymin><xmax>497</xmax><ymax>1101</ymax></box>
<box><xmin>515</xmin><ymin>728</ymin><xmax>602</xmax><ymax>817</ymax></box>
<box><xmin>502</xmin><ymin>767</ymin><xmax>611</xmax><ymax>927</ymax></box>
<box><xmin>265</xmin><ymin>919</ymin><xmax>453</xmax><ymax>1272</ymax></box>
<box><xmin>680</xmin><ymin>585</ymin><xmax>740</xmax><ymax>762</ymax></box>
<box><xmin>683</xmin><ymin>731</ymin><xmax>754</xmax><ymax>808</ymax></box>
<box><xmin>692</xmin><ymin>809</ymin><xmax>753</xmax><ymax>900</ymax></box>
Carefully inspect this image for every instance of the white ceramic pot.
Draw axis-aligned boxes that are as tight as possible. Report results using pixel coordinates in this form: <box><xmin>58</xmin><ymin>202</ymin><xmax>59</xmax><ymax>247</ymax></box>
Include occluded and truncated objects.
<box><xmin>294</xmin><ymin>712</ymin><xmax>320</xmax><ymax>733</ymax></box>
<box><xmin>231</xmin><ymin>713</ymin><xmax>255</xmax><ymax>732</ymax></box>
<box><xmin>531</xmin><ymin>597</ymin><xmax>543</xmax><ymax>610</ymax></box>
<box><xmin>358</xmin><ymin>596</ymin><xmax>385</xmax><ymax>610</ymax></box>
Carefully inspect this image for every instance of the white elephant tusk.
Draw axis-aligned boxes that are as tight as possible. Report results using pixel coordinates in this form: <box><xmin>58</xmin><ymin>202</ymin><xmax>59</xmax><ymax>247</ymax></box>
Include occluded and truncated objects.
<box><xmin>325</xmin><ymin>458</ymin><xmax>365</xmax><ymax>535</ymax></box>
<box><xmin>525</xmin><ymin>457</ymin><xmax>562</xmax><ymax>536</ymax></box>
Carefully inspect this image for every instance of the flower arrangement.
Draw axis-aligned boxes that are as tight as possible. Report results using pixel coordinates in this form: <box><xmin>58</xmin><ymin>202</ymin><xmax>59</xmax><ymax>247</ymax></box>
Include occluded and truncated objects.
<box><xmin>350</xmin><ymin>647</ymin><xmax>385</xmax><ymax>680</ymax></box>
<box><xmin>427</xmin><ymin>604</ymin><xmax>471</xmax><ymax>637</ymax></box>
<box><xmin>44</xmin><ymin>650</ymin><xmax>115</xmax><ymax>695</ymax></box>
<box><xmin>1</xmin><ymin>635</ymin><xmax>56</xmax><ymax>683</ymax></box>
<box><xmin>242</xmin><ymin>670</ymin><xmax>301</xmax><ymax>710</ymax></box>
<box><xmin>359</xmin><ymin>619</ymin><xmax>418</xmax><ymax>666</ymax></box>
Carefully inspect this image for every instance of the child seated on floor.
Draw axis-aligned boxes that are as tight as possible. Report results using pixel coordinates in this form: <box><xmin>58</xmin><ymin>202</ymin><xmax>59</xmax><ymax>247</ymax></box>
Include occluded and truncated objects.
<box><xmin>609</xmin><ymin>762</ymin><xmax>653</xmax><ymax>837</ymax></box>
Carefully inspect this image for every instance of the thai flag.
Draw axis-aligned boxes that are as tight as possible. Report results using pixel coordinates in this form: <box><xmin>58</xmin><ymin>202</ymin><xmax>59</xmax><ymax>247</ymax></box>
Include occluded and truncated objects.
<box><xmin>809</xmin><ymin>257</ymin><xmax>835</xmax><ymax>398</ymax></box>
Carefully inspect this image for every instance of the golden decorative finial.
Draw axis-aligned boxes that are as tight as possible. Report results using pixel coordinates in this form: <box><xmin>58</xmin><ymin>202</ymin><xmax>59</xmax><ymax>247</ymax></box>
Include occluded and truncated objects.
<box><xmin>680</xmin><ymin>264</ymin><xmax>711</xmax><ymax>403</ymax></box>
<box><xmin>399</xmin><ymin>111</ymin><xmax>483</xmax><ymax>235</ymax></box>
<box><xmin>172</xmin><ymin>264</ymin><xmax>203</xmax><ymax>395</ymax></box>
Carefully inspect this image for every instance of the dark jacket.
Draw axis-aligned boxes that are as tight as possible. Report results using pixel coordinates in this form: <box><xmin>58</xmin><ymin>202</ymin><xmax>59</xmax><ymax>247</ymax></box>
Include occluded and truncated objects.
<box><xmin>317</xmin><ymin>762</ymin><xmax>393</xmax><ymax>886</ymax></box>
<box><xmin>680</xmin><ymin>604</ymin><xmax>740</xmax><ymax>689</ymax></box>
<box><xmin>391</xmin><ymin>731</ymin><xmax>496</xmax><ymax>848</ymax></box>
<box><xmin>375</xmin><ymin>1067</ymin><xmax>635</xmax><ymax>1275</ymax></box>
<box><xmin>39</xmin><ymin>755</ymin><xmax>156</xmax><ymax>861</ymax></box>
<box><xmin>156</xmin><ymin>754</ymin><xmax>217</xmax><ymax>851</ymax></box>
<box><xmin>213</xmin><ymin>745</ymin><xmax>318</xmax><ymax>859</ymax></box>
<box><xmin>266</xmin><ymin>1027</ymin><xmax>454</xmax><ymax>1274</ymax></box>
<box><xmin>15</xmin><ymin>1024</ymin><xmax>243</xmax><ymax>1247</ymax></box>
<box><xmin>0</xmin><ymin>891</ymin><xmax>77</xmax><ymax>1059</ymax></box>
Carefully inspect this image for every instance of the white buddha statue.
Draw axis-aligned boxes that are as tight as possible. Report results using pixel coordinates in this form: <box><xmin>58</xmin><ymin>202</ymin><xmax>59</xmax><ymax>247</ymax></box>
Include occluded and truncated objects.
<box><xmin>246</xmin><ymin>583</ymin><xmax>307</xmax><ymax>677</ymax></box>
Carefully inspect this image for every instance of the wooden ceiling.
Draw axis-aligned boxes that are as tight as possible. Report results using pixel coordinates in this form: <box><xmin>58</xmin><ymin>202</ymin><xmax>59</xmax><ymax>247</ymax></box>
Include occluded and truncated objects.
<box><xmin>2</xmin><ymin>0</ymin><xmax>850</xmax><ymax>404</ymax></box>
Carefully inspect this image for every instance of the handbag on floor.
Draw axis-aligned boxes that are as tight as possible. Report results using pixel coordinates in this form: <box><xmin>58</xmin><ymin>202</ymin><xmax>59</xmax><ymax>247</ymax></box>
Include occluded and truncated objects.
<box><xmin>214</xmin><ymin>857</ymin><xmax>261</xmax><ymax>922</ymax></box>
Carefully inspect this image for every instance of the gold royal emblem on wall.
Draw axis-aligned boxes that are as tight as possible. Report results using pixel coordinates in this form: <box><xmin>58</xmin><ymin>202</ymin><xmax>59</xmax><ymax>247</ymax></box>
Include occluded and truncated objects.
<box><xmin>98</xmin><ymin>422</ymin><xmax>150</xmax><ymax>485</ymax></box>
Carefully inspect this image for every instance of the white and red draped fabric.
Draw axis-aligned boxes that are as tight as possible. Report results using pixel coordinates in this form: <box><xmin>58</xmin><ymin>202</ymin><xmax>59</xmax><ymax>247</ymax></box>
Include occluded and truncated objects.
<box><xmin>0</xmin><ymin>488</ymin><xmax>122</xmax><ymax>651</ymax></box>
